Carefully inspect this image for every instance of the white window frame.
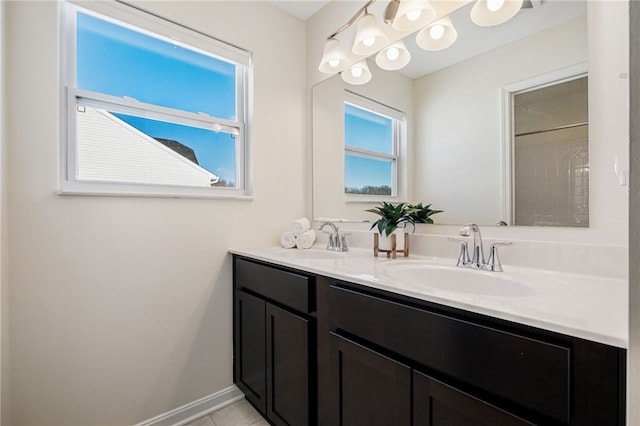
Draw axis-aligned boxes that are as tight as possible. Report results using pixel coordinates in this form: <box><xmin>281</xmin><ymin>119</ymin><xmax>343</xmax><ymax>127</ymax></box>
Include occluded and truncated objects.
<box><xmin>343</xmin><ymin>91</ymin><xmax>404</xmax><ymax>202</ymax></box>
<box><xmin>59</xmin><ymin>0</ymin><xmax>253</xmax><ymax>199</ymax></box>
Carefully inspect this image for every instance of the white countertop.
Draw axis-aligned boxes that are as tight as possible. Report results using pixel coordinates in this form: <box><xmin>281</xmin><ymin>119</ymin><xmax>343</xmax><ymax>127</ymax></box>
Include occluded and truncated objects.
<box><xmin>230</xmin><ymin>246</ymin><xmax>628</xmax><ymax>348</ymax></box>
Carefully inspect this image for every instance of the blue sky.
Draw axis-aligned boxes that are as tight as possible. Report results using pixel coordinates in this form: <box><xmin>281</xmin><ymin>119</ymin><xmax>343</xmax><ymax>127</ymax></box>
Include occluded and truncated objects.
<box><xmin>344</xmin><ymin>104</ymin><xmax>393</xmax><ymax>190</ymax></box>
<box><xmin>76</xmin><ymin>12</ymin><xmax>238</xmax><ymax>183</ymax></box>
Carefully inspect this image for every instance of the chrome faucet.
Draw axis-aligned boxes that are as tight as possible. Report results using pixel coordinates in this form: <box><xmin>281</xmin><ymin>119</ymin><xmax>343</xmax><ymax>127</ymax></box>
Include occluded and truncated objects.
<box><xmin>458</xmin><ymin>223</ymin><xmax>485</xmax><ymax>268</ymax></box>
<box><xmin>450</xmin><ymin>223</ymin><xmax>512</xmax><ymax>272</ymax></box>
<box><xmin>317</xmin><ymin>222</ymin><xmax>349</xmax><ymax>252</ymax></box>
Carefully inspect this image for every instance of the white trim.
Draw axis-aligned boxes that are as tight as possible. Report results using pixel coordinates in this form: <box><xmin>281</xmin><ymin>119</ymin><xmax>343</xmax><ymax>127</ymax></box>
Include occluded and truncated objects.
<box><xmin>58</xmin><ymin>181</ymin><xmax>255</xmax><ymax>200</ymax></box>
<box><xmin>344</xmin><ymin>91</ymin><xmax>406</xmax><ymax>121</ymax></box>
<box><xmin>73</xmin><ymin>89</ymin><xmax>242</xmax><ymax>134</ymax></box>
<box><xmin>134</xmin><ymin>385</ymin><xmax>244</xmax><ymax>426</ymax></box>
<box><xmin>344</xmin><ymin>146</ymin><xmax>397</xmax><ymax>162</ymax></box>
<box><xmin>345</xmin><ymin>194</ymin><xmax>402</xmax><ymax>203</ymax></box>
<box><xmin>501</xmin><ymin>87</ymin><xmax>514</xmax><ymax>225</ymax></box>
<box><xmin>500</xmin><ymin>63</ymin><xmax>588</xmax><ymax>224</ymax></box>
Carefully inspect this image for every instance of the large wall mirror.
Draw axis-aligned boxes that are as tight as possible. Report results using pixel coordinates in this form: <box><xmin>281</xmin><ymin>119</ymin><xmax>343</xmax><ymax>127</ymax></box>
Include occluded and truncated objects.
<box><xmin>312</xmin><ymin>0</ymin><xmax>588</xmax><ymax>227</ymax></box>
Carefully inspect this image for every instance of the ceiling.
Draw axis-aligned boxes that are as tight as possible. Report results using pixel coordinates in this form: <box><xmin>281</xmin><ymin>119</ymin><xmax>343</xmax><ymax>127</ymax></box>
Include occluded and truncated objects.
<box><xmin>267</xmin><ymin>0</ymin><xmax>330</xmax><ymax>20</ymax></box>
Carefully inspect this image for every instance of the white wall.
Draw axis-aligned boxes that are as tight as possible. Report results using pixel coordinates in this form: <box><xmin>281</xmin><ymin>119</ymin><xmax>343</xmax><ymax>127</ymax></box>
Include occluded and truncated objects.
<box><xmin>5</xmin><ymin>1</ymin><xmax>306</xmax><ymax>425</ymax></box>
<box><xmin>413</xmin><ymin>17</ymin><xmax>587</xmax><ymax>226</ymax></box>
<box><xmin>587</xmin><ymin>1</ymin><xmax>630</xmax><ymax>247</ymax></box>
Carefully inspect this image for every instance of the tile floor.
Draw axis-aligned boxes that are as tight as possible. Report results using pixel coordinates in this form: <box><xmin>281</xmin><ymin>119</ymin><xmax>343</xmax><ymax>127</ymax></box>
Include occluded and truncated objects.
<box><xmin>185</xmin><ymin>398</ymin><xmax>269</xmax><ymax>426</ymax></box>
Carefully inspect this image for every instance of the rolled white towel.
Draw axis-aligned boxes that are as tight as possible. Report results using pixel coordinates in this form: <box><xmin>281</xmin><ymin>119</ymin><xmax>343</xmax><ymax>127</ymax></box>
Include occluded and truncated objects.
<box><xmin>290</xmin><ymin>217</ymin><xmax>311</xmax><ymax>236</ymax></box>
<box><xmin>296</xmin><ymin>229</ymin><xmax>316</xmax><ymax>249</ymax></box>
<box><xmin>280</xmin><ymin>231</ymin><xmax>296</xmax><ymax>249</ymax></box>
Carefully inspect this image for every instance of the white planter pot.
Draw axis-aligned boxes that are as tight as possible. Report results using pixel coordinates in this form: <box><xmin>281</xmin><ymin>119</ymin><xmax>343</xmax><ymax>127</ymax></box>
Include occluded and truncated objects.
<box><xmin>377</xmin><ymin>229</ymin><xmax>405</xmax><ymax>251</ymax></box>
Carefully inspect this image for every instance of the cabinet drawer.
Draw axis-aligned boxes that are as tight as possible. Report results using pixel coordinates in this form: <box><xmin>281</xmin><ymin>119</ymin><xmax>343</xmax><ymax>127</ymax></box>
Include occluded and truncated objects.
<box><xmin>234</xmin><ymin>257</ymin><xmax>313</xmax><ymax>314</ymax></box>
<box><xmin>329</xmin><ymin>284</ymin><xmax>570</xmax><ymax>424</ymax></box>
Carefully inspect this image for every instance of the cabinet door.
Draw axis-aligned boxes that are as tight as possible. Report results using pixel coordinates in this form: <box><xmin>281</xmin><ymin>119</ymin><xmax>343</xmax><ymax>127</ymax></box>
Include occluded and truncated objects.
<box><xmin>331</xmin><ymin>332</ymin><xmax>411</xmax><ymax>426</ymax></box>
<box><xmin>413</xmin><ymin>371</ymin><xmax>535</xmax><ymax>426</ymax></box>
<box><xmin>234</xmin><ymin>290</ymin><xmax>266</xmax><ymax>414</ymax></box>
<box><xmin>266</xmin><ymin>303</ymin><xmax>311</xmax><ymax>426</ymax></box>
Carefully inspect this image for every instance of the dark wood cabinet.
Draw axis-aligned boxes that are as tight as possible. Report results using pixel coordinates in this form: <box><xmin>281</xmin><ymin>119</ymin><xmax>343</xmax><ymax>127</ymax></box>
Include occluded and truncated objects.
<box><xmin>233</xmin><ymin>255</ymin><xmax>626</xmax><ymax>426</ymax></box>
<box><xmin>413</xmin><ymin>370</ymin><xmax>534</xmax><ymax>426</ymax></box>
<box><xmin>266</xmin><ymin>303</ymin><xmax>312</xmax><ymax>426</ymax></box>
<box><xmin>328</xmin><ymin>284</ymin><xmax>571</xmax><ymax>424</ymax></box>
<box><xmin>233</xmin><ymin>257</ymin><xmax>315</xmax><ymax>426</ymax></box>
<box><xmin>234</xmin><ymin>290</ymin><xmax>266</xmax><ymax>413</ymax></box>
<box><xmin>325</xmin><ymin>281</ymin><xmax>625</xmax><ymax>426</ymax></box>
<box><xmin>330</xmin><ymin>332</ymin><xmax>411</xmax><ymax>426</ymax></box>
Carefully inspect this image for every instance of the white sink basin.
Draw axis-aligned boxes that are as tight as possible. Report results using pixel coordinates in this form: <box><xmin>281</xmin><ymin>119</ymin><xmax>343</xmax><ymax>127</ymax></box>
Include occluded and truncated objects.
<box><xmin>379</xmin><ymin>262</ymin><xmax>536</xmax><ymax>297</ymax></box>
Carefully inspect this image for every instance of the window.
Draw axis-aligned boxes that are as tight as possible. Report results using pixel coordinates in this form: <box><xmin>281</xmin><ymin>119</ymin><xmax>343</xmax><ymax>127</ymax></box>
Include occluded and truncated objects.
<box><xmin>61</xmin><ymin>1</ymin><xmax>252</xmax><ymax>198</ymax></box>
<box><xmin>344</xmin><ymin>92</ymin><xmax>403</xmax><ymax>198</ymax></box>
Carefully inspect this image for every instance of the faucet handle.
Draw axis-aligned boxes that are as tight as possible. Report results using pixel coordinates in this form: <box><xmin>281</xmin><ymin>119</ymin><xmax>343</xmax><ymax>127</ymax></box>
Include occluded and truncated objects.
<box><xmin>486</xmin><ymin>242</ymin><xmax>513</xmax><ymax>272</ymax></box>
<box><xmin>340</xmin><ymin>232</ymin><xmax>351</xmax><ymax>252</ymax></box>
<box><xmin>321</xmin><ymin>229</ymin><xmax>337</xmax><ymax>250</ymax></box>
<box><xmin>448</xmin><ymin>237</ymin><xmax>470</xmax><ymax>267</ymax></box>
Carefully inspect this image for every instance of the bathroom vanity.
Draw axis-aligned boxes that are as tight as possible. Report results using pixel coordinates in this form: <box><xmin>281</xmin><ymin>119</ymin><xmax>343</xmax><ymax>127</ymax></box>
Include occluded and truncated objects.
<box><xmin>231</xmin><ymin>248</ymin><xmax>626</xmax><ymax>426</ymax></box>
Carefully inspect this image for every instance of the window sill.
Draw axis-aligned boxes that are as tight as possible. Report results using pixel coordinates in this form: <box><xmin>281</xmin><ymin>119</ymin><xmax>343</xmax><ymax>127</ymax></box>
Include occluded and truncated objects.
<box><xmin>58</xmin><ymin>181</ymin><xmax>254</xmax><ymax>200</ymax></box>
<box><xmin>345</xmin><ymin>195</ymin><xmax>400</xmax><ymax>203</ymax></box>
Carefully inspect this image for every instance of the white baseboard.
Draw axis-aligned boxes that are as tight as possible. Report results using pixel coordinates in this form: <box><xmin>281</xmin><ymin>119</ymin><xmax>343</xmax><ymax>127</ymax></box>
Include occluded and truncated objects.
<box><xmin>134</xmin><ymin>385</ymin><xmax>245</xmax><ymax>426</ymax></box>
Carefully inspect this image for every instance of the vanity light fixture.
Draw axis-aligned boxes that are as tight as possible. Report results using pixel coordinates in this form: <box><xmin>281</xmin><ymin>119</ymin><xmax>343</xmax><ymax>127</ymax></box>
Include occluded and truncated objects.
<box><xmin>375</xmin><ymin>40</ymin><xmax>411</xmax><ymax>70</ymax></box>
<box><xmin>471</xmin><ymin>0</ymin><xmax>525</xmax><ymax>26</ymax></box>
<box><xmin>415</xmin><ymin>16</ymin><xmax>458</xmax><ymax>51</ymax></box>
<box><xmin>318</xmin><ymin>0</ymin><xmax>526</xmax><ymax>85</ymax></box>
<box><xmin>352</xmin><ymin>10</ymin><xmax>389</xmax><ymax>55</ymax></box>
<box><xmin>318</xmin><ymin>0</ymin><xmax>377</xmax><ymax>81</ymax></box>
<box><xmin>392</xmin><ymin>0</ymin><xmax>437</xmax><ymax>32</ymax></box>
<box><xmin>318</xmin><ymin>37</ymin><xmax>349</xmax><ymax>73</ymax></box>
<box><xmin>341</xmin><ymin>60</ymin><xmax>372</xmax><ymax>85</ymax></box>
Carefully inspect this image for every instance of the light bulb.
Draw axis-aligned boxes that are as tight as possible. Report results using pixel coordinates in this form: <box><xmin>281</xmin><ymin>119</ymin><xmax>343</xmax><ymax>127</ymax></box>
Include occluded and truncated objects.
<box><xmin>363</xmin><ymin>36</ymin><xmax>376</xmax><ymax>47</ymax></box>
<box><xmin>471</xmin><ymin>0</ymin><xmax>522</xmax><ymax>26</ymax></box>
<box><xmin>329</xmin><ymin>59</ymin><xmax>340</xmax><ymax>68</ymax></box>
<box><xmin>386</xmin><ymin>47</ymin><xmax>400</xmax><ymax>61</ymax></box>
<box><xmin>429</xmin><ymin>24</ymin><xmax>445</xmax><ymax>40</ymax></box>
<box><xmin>487</xmin><ymin>0</ymin><xmax>505</xmax><ymax>12</ymax></box>
<box><xmin>351</xmin><ymin>67</ymin><xmax>363</xmax><ymax>78</ymax></box>
<box><xmin>406</xmin><ymin>9</ymin><xmax>422</xmax><ymax>21</ymax></box>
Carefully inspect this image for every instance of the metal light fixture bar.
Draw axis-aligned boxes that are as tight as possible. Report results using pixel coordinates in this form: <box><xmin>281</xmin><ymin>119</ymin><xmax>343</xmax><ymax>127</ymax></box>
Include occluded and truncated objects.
<box><xmin>327</xmin><ymin>0</ymin><xmax>377</xmax><ymax>40</ymax></box>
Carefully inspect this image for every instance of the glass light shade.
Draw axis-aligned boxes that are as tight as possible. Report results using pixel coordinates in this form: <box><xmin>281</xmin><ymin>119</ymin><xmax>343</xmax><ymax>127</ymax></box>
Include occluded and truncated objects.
<box><xmin>392</xmin><ymin>0</ymin><xmax>437</xmax><ymax>32</ymax></box>
<box><xmin>318</xmin><ymin>38</ymin><xmax>349</xmax><ymax>73</ymax></box>
<box><xmin>352</xmin><ymin>13</ymin><xmax>389</xmax><ymax>56</ymax></box>
<box><xmin>375</xmin><ymin>40</ymin><xmax>411</xmax><ymax>71</ymax></box>
<box><xmin>470</xmin><ymin>0</ymin><xmax>524</xmax><ymax>27</ymax></box>
<box><xmin>415</xmin><ymin>16</ymin><xmax>458</xmax><ymax>51</ymax></box>
<box><xmin>341</xmin><ymin>60</ymin><xmax>372</xmax><ymax>85</ymax></box>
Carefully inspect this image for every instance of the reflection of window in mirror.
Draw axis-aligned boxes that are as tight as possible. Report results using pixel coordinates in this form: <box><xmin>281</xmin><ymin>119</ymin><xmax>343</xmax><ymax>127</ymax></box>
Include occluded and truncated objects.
<box><xmin>344</xmin><ymin>92</ymin><xmax>405</xmax><ymax>198</ymax></box>
<box><xmin>512</xmin><ymin>75</ymin><xmax>588</xmax><ymax>227</ymax></box>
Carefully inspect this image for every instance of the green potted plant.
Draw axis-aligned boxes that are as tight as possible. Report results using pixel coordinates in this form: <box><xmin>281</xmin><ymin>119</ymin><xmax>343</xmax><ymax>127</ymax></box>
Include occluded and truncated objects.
<box><xmin>366</xmin><ymin>202</ymin><xmax>414</xmax><ymax>235</ymax></box>
<box><xmin>365</xmin><ymin>202</ymin><xmax>417</xmax><ymax>250</ymax></box>
<box><xmin>407</xmin><ymin>203</ymin><xmax>443</xmax><ymax>224</ymax></box>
